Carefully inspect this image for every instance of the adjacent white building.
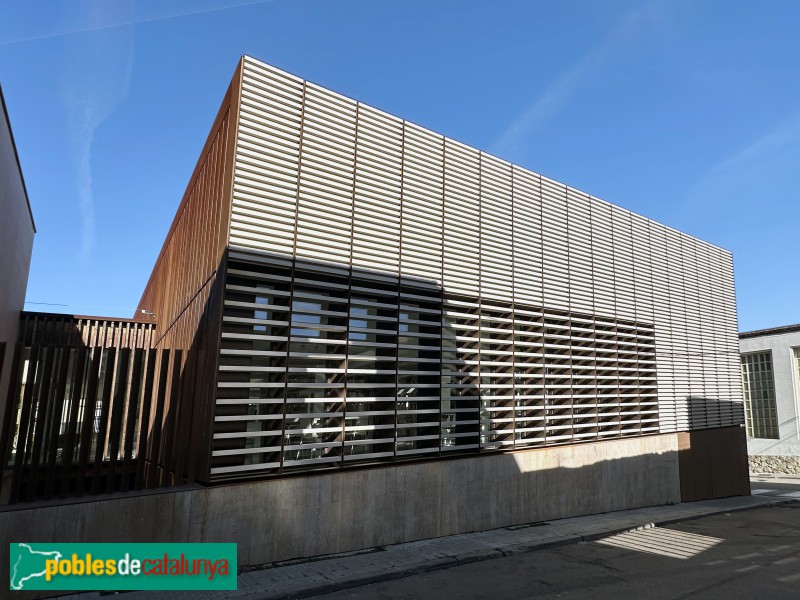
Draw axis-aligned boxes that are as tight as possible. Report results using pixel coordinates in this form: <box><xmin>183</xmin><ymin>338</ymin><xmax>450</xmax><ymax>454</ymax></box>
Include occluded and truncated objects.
<box><xmin>740</xmin><ymin>324</ymin><xmax>800</xmax><ymax>473</ymax></box>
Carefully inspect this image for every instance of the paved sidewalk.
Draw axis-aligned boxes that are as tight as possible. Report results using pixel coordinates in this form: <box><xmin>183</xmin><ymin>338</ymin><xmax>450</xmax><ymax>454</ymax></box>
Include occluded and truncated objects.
<box><xmin>63</xmin><ymin>492</ymin><xmax>799</xmax><ymax>600</ymax></box>
<box><xmin>750</xmin><ymin>472</ymin><xmax>800</xmax><ymax>497</ymax></box>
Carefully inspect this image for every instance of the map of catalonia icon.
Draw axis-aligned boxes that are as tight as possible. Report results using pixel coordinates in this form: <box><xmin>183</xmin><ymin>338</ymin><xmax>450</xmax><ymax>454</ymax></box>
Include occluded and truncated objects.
<box><xmin>10</xmin><ymin>543</ymin><xmax>63</xmax><ymax>590</ymax></box>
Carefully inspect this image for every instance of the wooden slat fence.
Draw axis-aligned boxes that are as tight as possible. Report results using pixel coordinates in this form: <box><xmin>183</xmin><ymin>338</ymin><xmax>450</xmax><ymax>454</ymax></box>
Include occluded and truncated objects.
<box><xmin>0</xmin><ymin>343</ymin><xmax>191</xmax><ymax>503</ymax></box>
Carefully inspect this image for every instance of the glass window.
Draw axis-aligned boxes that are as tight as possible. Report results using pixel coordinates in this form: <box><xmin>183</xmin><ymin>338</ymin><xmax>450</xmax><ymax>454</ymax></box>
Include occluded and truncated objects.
<box><xmin>794</xmin><ymin>347</ymin><xmax>800</xmax><ymax>391</ymax></box>
<box><xmin>741</xmin><ymin>351</ymin><xmax>779</xmax><ymax>439</ymax></box>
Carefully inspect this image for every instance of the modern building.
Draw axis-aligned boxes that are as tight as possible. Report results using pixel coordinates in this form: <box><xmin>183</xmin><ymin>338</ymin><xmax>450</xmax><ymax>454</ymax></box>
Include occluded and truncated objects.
<box><xmin>0</xmin><ymin>56</ymin><xmax>749</xmax><ymax>569</ymax></box>
<box><xmin>0</xmin><ymin>84</ymin><xmax>35</xmax><ymax>429</ymax></box>
<box><xmin>740</xmin><ymin>324</ymin><xmax>800</xmax><ymax>473</ymax></box>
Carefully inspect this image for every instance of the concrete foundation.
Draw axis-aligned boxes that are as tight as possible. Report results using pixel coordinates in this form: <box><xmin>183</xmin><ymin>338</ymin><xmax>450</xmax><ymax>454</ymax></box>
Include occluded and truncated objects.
<box><xmin>1</xmin><ymin>433</ymin><xmax>681</xmax><ymax>596</ymax></box>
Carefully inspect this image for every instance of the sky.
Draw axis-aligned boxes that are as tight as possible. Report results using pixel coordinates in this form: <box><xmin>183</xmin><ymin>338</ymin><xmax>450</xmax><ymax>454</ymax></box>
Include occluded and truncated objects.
<box><xmin>0</xmin><ymin>0</ymin><xmax>798</xmax><ymax>332</ymax></box>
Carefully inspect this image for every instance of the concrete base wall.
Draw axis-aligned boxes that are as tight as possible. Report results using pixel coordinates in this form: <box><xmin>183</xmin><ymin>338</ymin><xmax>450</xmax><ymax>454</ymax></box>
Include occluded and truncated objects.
<box><xmin>0</xmin><ymin>434</ymin><xmax>681</xmax><ymax>593</ymax></box>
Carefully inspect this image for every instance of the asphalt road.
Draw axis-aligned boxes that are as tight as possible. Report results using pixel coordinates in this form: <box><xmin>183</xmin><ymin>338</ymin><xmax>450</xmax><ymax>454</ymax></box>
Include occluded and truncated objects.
<box><xmin>313</xmin><ymin>504</ymin><xmax>800</xmax><ymax>600</ymax></box>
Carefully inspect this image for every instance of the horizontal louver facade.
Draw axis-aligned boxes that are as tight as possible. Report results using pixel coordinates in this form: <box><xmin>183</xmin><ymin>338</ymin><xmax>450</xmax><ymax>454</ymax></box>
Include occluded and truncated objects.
<box><xmin>214</xmin><ymin>56</ymin><xmax>743</xmax><ymax>480</ymax></box>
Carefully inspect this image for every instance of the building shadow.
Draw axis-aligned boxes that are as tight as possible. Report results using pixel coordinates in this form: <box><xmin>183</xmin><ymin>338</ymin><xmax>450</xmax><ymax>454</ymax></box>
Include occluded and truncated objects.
<box><xmin>0</xmin><ymin>249</ymin><xmax>750</xmax><ymax>512</ymax></box>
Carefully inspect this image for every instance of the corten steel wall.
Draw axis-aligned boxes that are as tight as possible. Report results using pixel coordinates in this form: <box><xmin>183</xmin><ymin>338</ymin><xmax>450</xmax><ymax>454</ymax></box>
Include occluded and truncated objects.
<box><xmin>0</xmin><ymin>85</ymin><xmax>35</xmax><ymax>441</ymax></box>
<box><xmin>204</xmin><ymin>56</ymin><xmax>745</xmax><ymax>480</ymax></box>
<box><xmin>678</xmin><ymin>426</ymin><xmax>750</xmax><ymax>501</ymax></box>
<box><xmin>135</xmin><ymin>64</ymin><xmax>243</xmax><ymax>485</ymax></box>
<box><xmin>135</xmin><ymin>68</ymin><xmax>240</xmax><ymax>348</ymax></box>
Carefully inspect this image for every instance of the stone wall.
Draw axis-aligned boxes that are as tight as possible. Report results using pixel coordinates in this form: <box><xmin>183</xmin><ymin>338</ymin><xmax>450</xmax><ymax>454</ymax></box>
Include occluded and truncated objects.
<box><xmin>749</xmin><ymin>454</ymin><xmax>800</xmax><ymax>475</ymax></box>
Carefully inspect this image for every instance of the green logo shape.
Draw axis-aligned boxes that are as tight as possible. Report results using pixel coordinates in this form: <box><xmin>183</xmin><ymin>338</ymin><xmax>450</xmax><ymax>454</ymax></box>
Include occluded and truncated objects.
<box><xmin>9</xmin><ymin>543</ymin><xmax>237</xmax><ymax>591</ymax></box>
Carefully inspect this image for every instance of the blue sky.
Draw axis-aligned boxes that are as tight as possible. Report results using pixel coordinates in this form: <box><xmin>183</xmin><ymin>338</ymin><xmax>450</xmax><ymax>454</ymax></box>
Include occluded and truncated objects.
<box><xmin>0</xmin><ymin>0</ymin><xmax>797</xmax><ymax>331</ymax></box>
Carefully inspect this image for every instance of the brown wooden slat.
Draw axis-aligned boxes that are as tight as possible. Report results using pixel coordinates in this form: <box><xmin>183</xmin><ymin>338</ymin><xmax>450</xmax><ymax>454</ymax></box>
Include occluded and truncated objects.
<box><xmin>120</xmin><ymin>348</ymin><xmax>144</xmax><ymax>492</ymax></box>
<box><xmin>0</xmin><ymin>344</ymin><xmax>23</xmax><ymax>492</ymax></box>
<box><xmin>136</xmin><ymin>351</ymin><xmax>158</xmax><ymax>490</ymax></box>
<box><xmin>105</xmin><ymin>348</ymin><xmax>130</xmax><ymax>493</ymax></box>
<box><xmin>145</xmin><ymin>350</ymin><xmax>171</xmax><ymax>488</ymax></box>
<box><xmin>18</xmin><ymin>312</ymin><xmax>156</xmax><ymax>348</ymax></box>
<box><xmin>162</xmin><ymin>349</ymin><xmax>183</xmax><ymax>486</ymax></box>
<box><xmin>76</xmin><ymin>348</ymin><xmax>103</xmax><ymax>496</ymax></box>
<box><xmin>0</xmin><ymin>341</ymin><xmax>5</xmax><ymax>391</ymax></box>
<box><xmin>60</xmin><ymin>347</ymin><xmax>87</xmax><ymax>497</ymax></box>
<box><xmin>10</xmin><ymin>345</ymin><xmax>40</xmax><ymax>502</ymax></box>
<box><xmin>28</xmin><ymin>346</ymin><xmax>58</xmax><ymax>497</ymax></box>
<box><xmin>91</xmin><ymin>348</ymin><xmax>117</xmax><ymax>494</ymax></box>
<box><xmin>43</xmin><ymin>347</ymin><xmax>72</xmax><ymax>499</ymax></box>
<box><xmin>175</xmin><ymin>341</ymin><xmax>199</xmax><ymax>484</ymax></box>
<box><xmin>134</xmin><ymin>66</ymin><xmax>236</xmax><ymax>357</ymax></box>
<box><xmin>194</xmin><ymin>269</ymin><xmax>226</xmax><ymax>484</ymax></box>
<box><xmin>159</xmin><ymin>349</ymin><xmax>182</xmax><ymax>487</ymax></box>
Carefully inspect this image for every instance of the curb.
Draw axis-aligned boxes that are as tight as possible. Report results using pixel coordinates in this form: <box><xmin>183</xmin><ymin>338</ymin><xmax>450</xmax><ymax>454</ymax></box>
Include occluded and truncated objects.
<box><xmin>251</xmin><ymin>498</ymin><xmax>800</xmax><ymax>600</ymax></box>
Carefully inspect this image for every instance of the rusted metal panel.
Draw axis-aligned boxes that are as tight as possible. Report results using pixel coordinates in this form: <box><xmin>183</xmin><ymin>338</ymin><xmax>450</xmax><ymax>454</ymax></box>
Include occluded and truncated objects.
<box><xmin>678</xmin><ymin>426</ymin><xmax>751</xmax><ymax>501</ymax></box>
<box><xmin>135</xmin><ymin>77</ymin><xmax>238</xmax><ymax>349</ymax></box>
<box><xmin>130</xmin><ymin>62</ymin><xmax>242</xmax><ymax>488</ymax></box>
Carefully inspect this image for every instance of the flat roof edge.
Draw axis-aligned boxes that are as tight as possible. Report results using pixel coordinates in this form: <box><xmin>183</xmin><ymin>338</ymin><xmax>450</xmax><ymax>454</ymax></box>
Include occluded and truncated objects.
<box><xmin>21</xmin><ymin>310</ymin><xmax>154</xmax><ymax>324</ymax></box>
<box><xmin>0</xmin><ymin>83</ymin><xmax>36</xmax><ymax>233</ymax></box>
<box><xmin>739</xmin><ymin>323</ymin><xmax>800</xmax><ymax>339</ymax></box>
<box><xmin>240</xmin><ymin>54</ymin><xmax>733</xmax><ymax>256</ymax></box>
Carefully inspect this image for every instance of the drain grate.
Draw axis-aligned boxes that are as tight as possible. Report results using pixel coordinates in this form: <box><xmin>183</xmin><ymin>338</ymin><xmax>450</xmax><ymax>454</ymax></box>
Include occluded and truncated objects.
<box><xmin>506</xmin><ymin>522</ymin><xmax>550</xmax><ymax>531</ymax></box>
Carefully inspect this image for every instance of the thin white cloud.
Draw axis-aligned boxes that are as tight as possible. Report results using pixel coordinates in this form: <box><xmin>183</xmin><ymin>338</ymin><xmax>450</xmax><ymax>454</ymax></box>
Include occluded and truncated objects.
<box><xmin>60</xmin><ymin>3</ymin><xmax>136</xmax><ymax>260</ymax></box>
<box><xmin>490</xmin><ymin>6</ymin><xmax>652</xmax><ymax>158</ymax></box>
<box><xmin>0</xmin><ymin>0</ymin><xmax>279</xmax><ymax>47</ymax></box>
<box><xmin>710</xmin><ymin>112</ymin><xmax>800</xmax><ymax>175</ymax></box>
<box><xmin>688</xmin><ymin>111</ymin><xmax>800</xmax><ymax>204</ymax></box>
<box><xmin>14</xmin><ymin>0</ymin><xmax>281</xmax><ymax>261</ymax></box>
